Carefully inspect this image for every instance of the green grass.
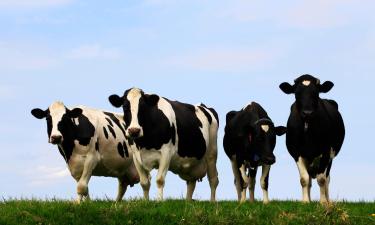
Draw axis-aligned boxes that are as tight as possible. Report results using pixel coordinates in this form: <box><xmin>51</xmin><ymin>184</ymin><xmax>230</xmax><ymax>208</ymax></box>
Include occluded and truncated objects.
<box><xmin>0</xmin><ymin>199</ymin><xmax>374</xmax><ymax>225</ymax></box>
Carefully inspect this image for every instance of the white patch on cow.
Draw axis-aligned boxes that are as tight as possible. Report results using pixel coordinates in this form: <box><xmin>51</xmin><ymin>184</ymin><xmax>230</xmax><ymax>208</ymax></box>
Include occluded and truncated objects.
<box><xmin>330</xmin><ymin>147</ymin><xmax>335</xmax><ymax>159</ymax></box>
<box><xmin>261</xmin><ymin>125</ymin><xmax>269</xmax><ymax>133</ymax></box>
<box><xmin>304</xmin><ymin>122</ymin><xmax>309</xmax><ymax>130</ymax></box>
<box><xmin>260</xmin><ymin>165</ymin><xmax>270</xmax><ymax>204</ymax></box>
<box><xmin>48</xmin><ymin>101</ymin><xmax>65</xmax><ymax>142</ymax></box>
<box><xmin>126</xmin><ymin>88</ymin><xmax>143</xmax><ymax>137</ymax></box>
<box><xmin>302</xmin><ymin>80</ymin><xmax>311</xmax><ymax>86</ymax></box>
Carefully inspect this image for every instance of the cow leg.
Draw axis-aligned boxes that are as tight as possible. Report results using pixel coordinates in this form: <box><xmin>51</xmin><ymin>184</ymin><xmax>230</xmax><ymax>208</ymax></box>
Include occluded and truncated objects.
<box><xmin>155</xmin><ymin>150</ymin><xmax>173</xmax><ymax>201</ymax></box>
<box><xmin>186</xmin><ymin>180</ymin><xmax>197</xmax><ymax>201</ymax></box>
<box><xmin>206</xmin><ymin>148</ymin><xmax>219</xmax><ymax>202</ymax></box>
<box><xmin>248</xmin><ymin>167</ymin><xmax>257</xmax><ymax>202</ymax></box>
<box><xmin>239</xmin><ymin>164</ymin><xmax>249</xmax><ymax>203</ymax></box>
<box><xmin>296</xmin><ymin>157</ymin><xmax>311</xmax><ymax>203</ymax></box>
<box><xmin>115</xmin><ymin>177</ymin><xmax>128</xmax><ymax>202</ymax></box>
<box><xmin>317</xmin><ymin>172</ymin><xmax>328</xmax><ymax>204</ymax></box>
<box><xmin>230</xmin><ymin>158</ymin><xmax>243</xmax><ymax>201</ymax></box>
<box><xmin>325</xmin><ymin>175</ymin><xmax>330</xmax><ymax>201</ymax></box>
<box><xmin>133</xmin><ymin>158</ymin><xmax>151</xmax><ymax>200</ymax></box>
<box><xmin>260</xmin><ymin>165</ymin><xmax>270</xmax><ymax>204</ymax></box>
<box><xmin>76</xmin><ymin>153</ymin><xmax>98</xmax><ymax>203</ymax></box>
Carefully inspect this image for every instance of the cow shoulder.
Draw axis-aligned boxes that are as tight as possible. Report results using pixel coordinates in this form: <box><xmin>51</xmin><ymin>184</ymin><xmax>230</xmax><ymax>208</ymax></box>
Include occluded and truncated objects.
<box><xmin>168</xmin><ymin>100</ymin><xmax>207</xmax><ymax>160</ymax></box>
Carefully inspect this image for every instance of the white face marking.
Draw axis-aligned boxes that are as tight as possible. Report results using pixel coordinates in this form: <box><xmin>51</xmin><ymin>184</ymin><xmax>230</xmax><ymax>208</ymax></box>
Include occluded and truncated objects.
<box><xmin>49</xmin><ymin>101</ymin><xmax>65</xmax><ymax>141</ymax></box>
<box><xmin>302</xmin><ymin>80</ymin><xmax>311</xmax><ymax>86</ymax></box>
<box><xmin>261</xmin><ymin>125</ymin><xmax>269</xmax><ymax>133</ymax></box>
<box><xmin>126</xmin><ymin>88</ymin><xmax>143</xmax><ymax>136</ymax></box>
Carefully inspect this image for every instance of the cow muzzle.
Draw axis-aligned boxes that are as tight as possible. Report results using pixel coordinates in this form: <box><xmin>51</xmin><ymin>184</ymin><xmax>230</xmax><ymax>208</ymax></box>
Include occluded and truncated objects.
<box><xmin>127</xmin><ymin>127</ymin><xmax>142</xmax><ymax>139</ymax></box>
<box><xmin>50</xmin><ymin>135</ymin><xmax>63</xmax><ymax>144</ymax></box>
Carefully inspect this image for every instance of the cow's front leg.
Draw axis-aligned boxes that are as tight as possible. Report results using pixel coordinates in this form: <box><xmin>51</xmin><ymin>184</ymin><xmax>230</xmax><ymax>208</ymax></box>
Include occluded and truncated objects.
<box><xmin>296</xmin><ymin>157</ymin><xmax>311</xmax><ymax>203</ymax></box>
<box><xmin>115</xmin><ymin>177</ymin><xmax>128</xmax><ymax>202</ymax></box>
<box><xmin>76</xmin><ymin>153</ymin><xmax>98</xmax><ymax>203</ymax></box>
<box><xmin>249</xmin><ymin>167</ymin><xmax>257</xmax><ymax>202</ymax></box>
<box><xmin>156</xmin><ymin>151</ymin><xmax>172</xmax><ymax>201</ymax></box>
<box><xmin>260</xmin><ymin>165</ymin><xmax>270</xmax><ymax>204</ymax></box>
<box><xmin>186</xmin><ymin>180</ymin><xmax>196</xmax><ymax>201</ymax></box>
<box><xmin>133</xmin><ymin>157</ymin><xmax>151</xmax><ymax>200</ymax></box>
<box><xmin>239</xmin><ymin>164</ymin><xmax>249</xmax><ymax>203</ymax></box>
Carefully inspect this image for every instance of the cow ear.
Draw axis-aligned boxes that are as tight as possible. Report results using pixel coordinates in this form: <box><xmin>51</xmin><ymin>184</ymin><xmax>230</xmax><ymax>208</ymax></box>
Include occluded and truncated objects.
<box><xmin>145</xmin><ymin>94</ymin><xmax>159</xmax><ymax>106</ymax></box>
<box><xmin>226</xmin><ymin>111</ymin><xmax>237</xmax><ymax>124</ymax></box>
<box><xmin>67</xmin><ymin>108</ymin><xmax>82</xmax><ymax>118</ymax></box>
<box><xmin>109</xmin><ymin>94</ymin><xmax>123</xmax><ymax>108</ymax></box>
<box><xmin>319</xmin><ymin>81</ymin><xmax>334</xmax><ymax>93</ymax></box>
<box><xmin>275</xmin><ymin>126</ymin><xmax>287</xmax><ymax>136</ymax></box>
<box><xmin>279</xmin><ymin>82</ymin><xmax>295</xmax><ymax>94</ymax></box>
<box><xmin>31</xmin><ymin>108</ymin><xmax>47</xmax><ymax>119</ymax></box>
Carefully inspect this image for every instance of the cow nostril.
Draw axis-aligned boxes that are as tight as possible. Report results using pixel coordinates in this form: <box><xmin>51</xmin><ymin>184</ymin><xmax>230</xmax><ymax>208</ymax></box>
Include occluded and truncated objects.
<box><xmin>128</xmin><ymin>128</ymin><xmax>141</xmax><ymax>137</ymax></box>
<box><xmin>51</xmin><ymin>135</ymin><xmax>62</xmax><ymax>144</ymax></box>
<box><xmin>302</xmin><ymin>110</ymin><xmax>313</xmax><ymax>117</ymax></box>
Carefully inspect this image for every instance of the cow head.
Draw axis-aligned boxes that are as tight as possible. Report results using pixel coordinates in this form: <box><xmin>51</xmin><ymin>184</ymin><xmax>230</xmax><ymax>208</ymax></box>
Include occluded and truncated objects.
<box><xmin>109</xmin><ymin>88</ymin><xmax>159</xmax><ymax>139</ymax></box>
<box><xmin>31</xmin><ymin>101</ymin><xmax>82</xmax><ymax>145</ymax></box>
<box><xmin>279</xmin><ymin>74</ymin><xmax>334</xmax><ymax>119</ymax></box>
<box><xmin>249</xmin><ymin>119</ymin><xmax>286</xmax><ymax>165</ymax></box>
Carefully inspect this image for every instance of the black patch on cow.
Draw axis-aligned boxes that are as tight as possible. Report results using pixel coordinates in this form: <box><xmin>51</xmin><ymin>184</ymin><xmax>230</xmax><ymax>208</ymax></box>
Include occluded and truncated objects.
<box><xmin>105</xmin><ymin>118</ymin><xmax>114</xmax><ymax>127</ymax></box>
<box><xmin>249</xmin><ymin>167</ymin><xmax>257</xmax><ymax>178</ymax></box>
<box><xmin>95</xmin><ymin>138</ymin><xmax>100</xmax><ymax>152</ymax></box>
<box><xmin>264</xmin><ymin>173</ymin><xmax>269</xmax><ymax>190</ymax></box>
<box><xmin>123</xmin><ymin>141</ymin><xmax>129</xmax><ymax>157</ymax></box>
<box><xmin>103</xmin><ymin>126</ymin><xmax>109</xmax><ymax>139</ymax></box>
<box><xmin>198</xmin><ymin>105</ymin><xmax>212</xmax><ymax>124</ymax></box>
<box><xmin>104</xmin><ymin>112</ymin><xmax>126</xmax><ymax>137</ymax></box>
<box><xmin>117</xmin><ymin>142</ymin><xmax>125</xmax><ymax>158</ymax></box>
<box><xmin>169</xmin><ymin>101</ymin><xmax>206</xmax><ymax>159</ymax></box>
<box><xmin>107</xmin><ymin>125</ymin><xmax>116</xmax><ymax>139</ymax></box>
<box><xmin>56</xmin><ymin>110</ymin><xmax>95</xmax><ymax>162</ymax></box>
<box><xmin>171</xmin><ymin>123</ymin><xmax>176</xmax><ymax>145</ymax></box>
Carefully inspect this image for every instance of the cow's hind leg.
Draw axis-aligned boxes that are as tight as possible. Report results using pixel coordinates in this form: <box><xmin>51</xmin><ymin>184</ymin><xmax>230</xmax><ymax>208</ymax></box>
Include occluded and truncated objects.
<box><xmin>249</xmin><ymin>167</ymin><xmax>257</xmax><ymax>202</ymax></box>
<box><xmin>186</xmin><ymin>180</ymin><xmax>197</xmax><ymax>201</ymax></box>
<box><xmin>115</xmin><ymin>177</ymin><xmax>128</xmax><ymax>202</ymax></box>
<box><xmin>230</xmin><ymin>158</ymin><xmax>242</xmax><ymax>201</ymax></box>
<box><xmin>206</xmin><ymin>148</ymin><xmax>219</xmax><ymax>202</ymax></box>
<box><xmin>296</xmin><ymin>157</ymin><xmax>311</xmax><ymax>203</ymax></box>
<box><xmin>260</xmin><ymin>165</ymin><xmax>270</xmax><ymax>204</ymax></box>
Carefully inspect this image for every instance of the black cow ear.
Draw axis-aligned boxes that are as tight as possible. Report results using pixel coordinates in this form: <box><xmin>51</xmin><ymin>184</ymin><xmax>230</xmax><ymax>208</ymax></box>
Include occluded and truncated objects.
<box><xmin>31</xmin><ymin>108</ymin><xmax>47</xmax><ymax>119</ymax></box>
<box><xmin>226</xmin><ymin>111</ymin><xmax>237</xmax><ymax>123</ymax></box>
<box><xmin>319</xmin><ymin>81</ymin><xmax>334</xmax><ymax>93</ymax></box>
<box><xmin>145</xmin><ymin>94</ymin><xmax>159</xmax><ymax>106</ymax></box>
<box><xmin>275</xmin><ymin>126</ymin><xmax>287</xmax><ymax>136</ymax></box>
<box><xmin>279</xmin><ymin>82</ymin><xmax>295</xmax><ymax>94</ymax></box>
<box><xmin>109</xmin><ymin>94</ymin><xmax>123</xmax><ymax>108</ymax></box>
<box><xmin>67</xmin><ymin>108</ymin><xmax>82</xmax><ymax>118</ymax></box>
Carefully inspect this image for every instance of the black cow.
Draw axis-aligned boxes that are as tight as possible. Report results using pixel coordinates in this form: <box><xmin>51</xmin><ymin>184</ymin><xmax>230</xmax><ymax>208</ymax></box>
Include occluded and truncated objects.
<box><xmin>109</xmin><ymin>88</ymin><xmax>219</xmax><ymax>201</ymax></box>
<box><xmin>31</xmin><ymin>101</ymin><xmax>139</xmax><ymax>202</ymax></box>
<box><xmin>224</xmin><ymin>102</ymin><xmax>286</xmax><ymax>203</ymax></box>
<box><xmin>279</xmin><ymin>74</ymin><xmax>345</xmax><ymax>203</ymax></box>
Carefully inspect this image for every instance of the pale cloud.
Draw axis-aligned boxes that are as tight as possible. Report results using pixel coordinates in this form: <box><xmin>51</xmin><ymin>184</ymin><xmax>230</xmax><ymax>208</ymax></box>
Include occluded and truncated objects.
<box><xmin>0</xmin><ymin>0</ymin><xmax>74</xmax><ymax>10</ymax></box>
<box><xmin>26</xmin><ymin>165</ymin><xmax>70</xmax><ymax>187</ymax></box>
<box><xmin>0</xmin><ymin>42</ymin><xmax>59</xmax><ymax>71</ymax></box>
<box><xmin>219</xmin><ymin>0</ymin><xmax>374</xmax><ymax>29</ymax></box>
<box><xmin>66</xmin><ymin>44</ymin><xmax>122</xmax><ymax>60</ymax></box>
<box><xmin>164</xmin><ymin>47</ymin><xmax>278</xmax><ymax>72</ymax></box>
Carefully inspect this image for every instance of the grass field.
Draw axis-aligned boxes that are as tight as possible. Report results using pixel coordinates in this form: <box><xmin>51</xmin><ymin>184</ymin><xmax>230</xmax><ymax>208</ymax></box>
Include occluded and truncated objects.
<box><xmin>1</xmin><ymin>199</ymin><xmax>374</xmax><ymax>225</ymax></box>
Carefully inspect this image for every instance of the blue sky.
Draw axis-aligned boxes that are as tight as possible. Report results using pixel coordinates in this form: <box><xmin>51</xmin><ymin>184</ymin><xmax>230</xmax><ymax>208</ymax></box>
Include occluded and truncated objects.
<box><xmin>0</xmin><ymin>0</ymin><xmax>374</xmax><ymax>201</ymax></box>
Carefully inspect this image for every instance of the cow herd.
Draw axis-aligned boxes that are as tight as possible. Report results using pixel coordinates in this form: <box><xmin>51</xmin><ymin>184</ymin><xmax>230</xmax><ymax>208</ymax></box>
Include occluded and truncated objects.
<box><xmin>31</xmin><ymin>74</ymin><xmax>345</xmax><ymax>204</ymax></box>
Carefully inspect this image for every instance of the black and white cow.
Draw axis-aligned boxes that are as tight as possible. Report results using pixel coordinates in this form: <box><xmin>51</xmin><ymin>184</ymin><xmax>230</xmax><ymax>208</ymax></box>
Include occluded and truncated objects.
<box><xmin>31</xmin><ymin>101</ymin><xmax>139</xmax><ymax>202</ymax></box>
<box><xmin>279</xmin><ymin>74</ymin><xmax>345</xmax><ymax>203</ymax></box>
<box><xmin>223</xmin><ymin>102</ymin><xmax>286</xmax><ymax>203</ymax></box>
<box><xmin>109</xmin><ymin>88</ymin><xmax>219</xmax><ymax>201</ymax></box>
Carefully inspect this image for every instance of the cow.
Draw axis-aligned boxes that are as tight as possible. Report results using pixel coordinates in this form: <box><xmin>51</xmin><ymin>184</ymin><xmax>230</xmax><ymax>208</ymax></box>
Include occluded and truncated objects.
<box><xmin>223</xmin><ymin>102</ymin><xmax>286</xmax><ymax>203</ymax></box>
<box><xmin>279</xmin><ymin>74</ymin><xmax>345</xmax><ymax>203</ymax></box>
<box><xmin>31</xmin><ymin>101</ymin><xmax>139</xmax><ymax>203</ymax></box>
<box><xmin>108</xmin><ymin>88</ymin><xmax>219</xmax><ymax>201</ymax></box>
